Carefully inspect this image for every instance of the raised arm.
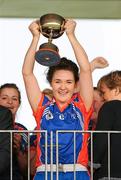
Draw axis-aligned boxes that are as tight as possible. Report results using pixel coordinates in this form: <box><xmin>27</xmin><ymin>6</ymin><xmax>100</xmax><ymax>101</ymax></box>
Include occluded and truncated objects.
<box><xmin>65</xmin><ymin>20</ymin><xmax>93</xmax><ymax>111</ymax></box>
<box><xmin>22</xmin><ymin>21</ymin><xmax>42</xmax><ymax>112</ymax></box>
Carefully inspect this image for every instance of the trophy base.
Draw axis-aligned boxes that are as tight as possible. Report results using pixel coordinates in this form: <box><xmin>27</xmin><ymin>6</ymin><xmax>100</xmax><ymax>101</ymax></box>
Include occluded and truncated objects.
<box><xmin>35</xmin><ymin>49</ymin><xmax>61</xmax><ymax>66</ymax></box>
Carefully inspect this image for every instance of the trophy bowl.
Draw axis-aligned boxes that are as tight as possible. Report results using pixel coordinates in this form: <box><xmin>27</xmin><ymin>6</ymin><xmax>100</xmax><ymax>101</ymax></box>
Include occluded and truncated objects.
<box><xmin>40</xmin><ymin>13</ymin><xmax>65</xmax><ymax>39</ymax></box>
<box><xmin>35</xmin><ymin>13</ymin><xmax>65</xmax><ymax>66</ymax></box>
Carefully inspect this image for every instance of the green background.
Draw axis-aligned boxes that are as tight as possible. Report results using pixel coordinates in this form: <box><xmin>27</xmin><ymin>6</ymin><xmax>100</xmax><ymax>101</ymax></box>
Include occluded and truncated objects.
<box><xmin>0</xmin><ymin>0</ymin><xmax>121</xmax><ymax>19</ymax></box>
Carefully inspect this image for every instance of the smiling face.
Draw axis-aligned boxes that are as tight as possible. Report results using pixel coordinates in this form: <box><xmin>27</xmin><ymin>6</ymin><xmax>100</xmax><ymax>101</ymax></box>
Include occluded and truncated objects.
<box><xmin>51</xmin><ymin>70</ymin><xmax>77</xmax><ymax>107</ymax></box>
<box><xmin>0</xmin><ymin>87</ymin><xmax>20</xmax><ymax>118</ymax></box>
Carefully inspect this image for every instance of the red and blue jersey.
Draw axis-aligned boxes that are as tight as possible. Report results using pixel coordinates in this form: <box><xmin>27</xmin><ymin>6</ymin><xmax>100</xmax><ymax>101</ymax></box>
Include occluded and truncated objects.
<box><xmin>34</xmin><ymin>93</ymin><xmax>93</xmax><ymax>168</ymax></box>
<box><xmin>14</xmin><ymin>122</ymin><xmax>28</xmax><ymax>153</ymax></box>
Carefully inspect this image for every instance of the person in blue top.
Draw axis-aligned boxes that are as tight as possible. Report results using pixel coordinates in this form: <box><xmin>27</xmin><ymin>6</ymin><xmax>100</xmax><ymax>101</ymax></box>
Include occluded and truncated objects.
<box><xmin>29</xmin><ymin>56</ymin><xmax>109</xmax><ymax>179</ymax></box>
<box><xmin>22</xmin><ymin>19</ymin><xmax>94</xmax><ymax>180</ymax></box>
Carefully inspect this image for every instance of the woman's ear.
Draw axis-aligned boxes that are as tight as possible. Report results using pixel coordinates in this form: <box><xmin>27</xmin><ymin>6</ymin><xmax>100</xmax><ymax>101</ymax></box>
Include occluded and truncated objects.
<box><xmin>74</xmin><ymin>81</ymin><xmax>80</xmax><ymax>93</ymax></box>
<box><xmin>114</xmin><ymin>87</ymin><xmax>120</xmax><ymax>96</ymax></box>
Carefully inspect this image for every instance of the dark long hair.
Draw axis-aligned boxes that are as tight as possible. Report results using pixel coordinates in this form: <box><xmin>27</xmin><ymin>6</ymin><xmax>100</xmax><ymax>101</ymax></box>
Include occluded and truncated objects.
<box><xmin>47</xmin><ymin>57</ymin><xmax>79</xmax><ymax>83</ymax></box>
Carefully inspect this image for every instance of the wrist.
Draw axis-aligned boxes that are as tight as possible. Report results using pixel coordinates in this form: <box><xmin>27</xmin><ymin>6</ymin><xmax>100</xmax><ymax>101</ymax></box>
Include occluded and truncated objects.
<box><xmin>66</xmin><ymin>32</ymin><xmax>75</xmax><ymax>38</ymax></box>
<box><xmin>67</xmin><ymin>33</ymin><xmax>76</xmax><ymax>43</ymax></box>
<box><xmin>33</xmin><ymin>34</ymin><xmax>40</xmax><ymax>40</ymax></box>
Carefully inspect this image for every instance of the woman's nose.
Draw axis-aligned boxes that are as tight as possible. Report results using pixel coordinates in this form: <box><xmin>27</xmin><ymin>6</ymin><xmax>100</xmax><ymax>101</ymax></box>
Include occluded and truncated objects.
<box><xmin>8</xmin><ymin>99</ymin><xmax>13</xmax><ymax>104</ymax></box>
<box><xmin>60</xmin><ymin>83</ymin><xmax>66</xmax><ymax>89</ymax></box>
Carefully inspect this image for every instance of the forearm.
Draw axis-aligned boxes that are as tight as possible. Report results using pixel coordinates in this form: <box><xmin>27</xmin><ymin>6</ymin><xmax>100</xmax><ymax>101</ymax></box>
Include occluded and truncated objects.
<box><xmin>67</xmin><ymin>33</ymin><xmax>91</xmax><ymax>72</ymax></box>
<box><xmin>22</xmin><ymin>36</ymin><xmax>39</xmax><ymax>76</ymax></box>
<box><xmin>22</xmin><ymin>21</ymin><xmax>42</xmax><ymax>111</ymax></box>
<box><xmin>65</xmin><ymin>20</ymin><xmax>93</xmax><ymax>110</ymax></box>
<box><xmin>90</xmin><ymin>60</ymin><xmax>95</xmax><ymax>72</ymax></box>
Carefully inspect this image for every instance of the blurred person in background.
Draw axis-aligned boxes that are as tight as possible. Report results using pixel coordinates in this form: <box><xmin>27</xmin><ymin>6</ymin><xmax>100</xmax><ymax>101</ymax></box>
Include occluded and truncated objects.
<box><xmin>90</xmin><ymin>70</ymin><xmax>121</xmax><ymax>179</ymax></box>
<box><xmin>0</xmin><ymin>105</ymin><xmax>13</xmax><ymax>179</ymax></box>
<box><xmin>0</xmin><ymin>83</ymin><xmax>28</xmax><ymax>180</ymax></box>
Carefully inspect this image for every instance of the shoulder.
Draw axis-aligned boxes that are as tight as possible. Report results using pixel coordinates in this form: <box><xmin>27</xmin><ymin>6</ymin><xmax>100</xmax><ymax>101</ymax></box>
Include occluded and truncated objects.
<box><xmin>14</xmin><ymin>122</ymin><xmax>28</xmax><ymax>130</ymax></box>
<box><xmin>14</xmin><ymin>122</ymin><xmax>28</xmax><ymax>151</ymax></box>
<box><xmin>96</xmin><ymin>100</ymin><xmax>121</xmax><ymax>130</ymax></box>
<box><xmin>100</xmin><ymin>100</ymin><xmax>121</xmax><ymax>112</ymax></box>
<box><xmin>72</xmin><ymin>93</ymin><xmax>93</xmax><ymax>115</ymax></box>
<box><xmin>101</xmin><ymin>100</ymin><xmax>121</xmax><ymax>119</ymax></box>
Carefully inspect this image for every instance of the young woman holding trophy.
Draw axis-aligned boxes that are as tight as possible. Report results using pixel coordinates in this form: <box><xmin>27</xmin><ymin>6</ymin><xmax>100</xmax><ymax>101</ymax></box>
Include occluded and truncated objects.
<box><xmin>22</xmin><ymin>14</ymin><xmax>93</xmax><ymax>180</ymax></box>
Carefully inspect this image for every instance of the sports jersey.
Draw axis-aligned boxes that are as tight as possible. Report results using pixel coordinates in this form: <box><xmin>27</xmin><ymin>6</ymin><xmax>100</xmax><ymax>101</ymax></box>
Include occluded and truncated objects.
<box><xmin>34</xmin><ymin>93</ymin><xmax>93</xmax><ymax>180</ymax></box>
<box><xmin>14</xmin><ymin>122</ymin><xmax>28</xmax><ymax>152</ymax></box>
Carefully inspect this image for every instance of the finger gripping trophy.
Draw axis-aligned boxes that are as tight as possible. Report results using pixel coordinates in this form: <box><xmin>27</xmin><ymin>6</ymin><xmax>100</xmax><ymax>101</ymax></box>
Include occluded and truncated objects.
<box><xmin>35</xmin><ymin>13</ymin><xmax>65</xmax><ymax>66</ymax></box>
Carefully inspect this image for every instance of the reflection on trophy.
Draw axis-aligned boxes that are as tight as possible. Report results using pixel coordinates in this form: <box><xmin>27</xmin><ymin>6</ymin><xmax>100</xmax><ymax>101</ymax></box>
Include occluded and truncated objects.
<box><xmin>35</xmin><ymin>13</ymin><xmax>65</xmax><ymax>66</ymax></box>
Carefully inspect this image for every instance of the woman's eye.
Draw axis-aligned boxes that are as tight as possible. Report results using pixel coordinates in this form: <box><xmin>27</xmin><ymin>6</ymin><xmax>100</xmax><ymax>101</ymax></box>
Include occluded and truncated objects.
<box><xmin>67</xmin><ymin>81</ymin><xmax>73</xmax><ymax>84</ymax></box>
<box><xmin>55</xmin><ymin>81</ymin><xmax>60</xmax><ymax>83</ymax></box>
<box><xmin>13</xmin><ymin>99</ymin><xmax>17</xmax><ymax>101</ymax></box>
<box><xmin>1</xmin><ymin>97</ymin><xmax>7</xmax><ymax>100</ymax></box>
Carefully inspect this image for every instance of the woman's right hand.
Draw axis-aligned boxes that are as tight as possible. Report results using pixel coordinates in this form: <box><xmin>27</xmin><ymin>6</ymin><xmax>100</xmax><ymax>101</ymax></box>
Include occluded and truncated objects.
<box><xmin>64</xmin><ymin>19</ymin><xmax>76</xmax><ymax>37</ymax></box>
